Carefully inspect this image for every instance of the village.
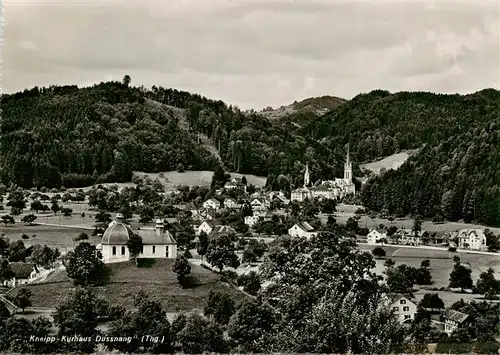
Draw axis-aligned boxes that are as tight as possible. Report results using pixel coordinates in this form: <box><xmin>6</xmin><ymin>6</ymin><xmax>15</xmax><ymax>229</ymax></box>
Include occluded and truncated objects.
<box><xmin>0</xmin><ymin>149</ymin><xmax>499</xmax><ymax>352</ymax></box>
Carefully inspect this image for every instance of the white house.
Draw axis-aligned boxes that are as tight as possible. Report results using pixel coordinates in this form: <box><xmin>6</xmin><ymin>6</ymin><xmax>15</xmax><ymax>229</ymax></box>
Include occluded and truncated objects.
<box><xmin>288</xmin><ymin>222</ymin><xmax>316</xmax><ymax>239</ymax></box>
<box><xmin>250</xmin><ymin>198</ymin><xmax>269</xmax><ymax>210</ymax></box>
<box><xmin>224</xmin><ymin>177</ymin><xmax>246</xmax><ymax>191</ymax></box>
<box><xmin>366</xmin><ymin>229</ymin><xmax>388</xmax><ymax>244</ymax></box>
<box><xmin>443</xmin><ymin>309</ymin><xmax>469</xmax><ymax>335</ymax></box>
<box><xmin>456</xmin><ymin>229</ymin><xmax>487</xmax><ymax>250</ymax></box>
<box><xmin>98</xmin><ymin>215</ymin><xmax>177</xmax><ymax>263</ymax></box>
<box><xmin>244</xmin><ymin>210</ymin><xmax>267</xmax><ymax>227</ymax></box>
<box><xmin>396</xmin><ymin>229</ymin><xmax>422</xmax><ymax>246</ymax></box>
<box><xmin>389</xmin><ymin>295</ymin><xmax>417</xmax><ymax>324</ymax></box>
<box><xmin>224</xmin><ymin>198</ymin><xmax>237</xmax><ymax>209</ymax></box>
<box><xmin>196</xmin><ymin>220</ymin><xmax>218</xmax><ymax>236</ymax></box>
<box><xmin>203</xmin><ymin>198</ymin><xmax>221</xmax><ymax>210</ymax></box>
<box><xmin>291</xmin><ymin>187</ymin><xmax>311</xmax><ymax>202</ymax></box>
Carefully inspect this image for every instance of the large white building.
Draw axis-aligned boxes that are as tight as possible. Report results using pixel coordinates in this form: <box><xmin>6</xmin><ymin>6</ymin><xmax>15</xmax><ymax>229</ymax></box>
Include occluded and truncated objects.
<box><xmin>98</xmin><ymin>214</ymin><xmax>177</xmax><ymax>263</ymax></box>
<box><xmin>291</xmin><ymin>147</ymin><xmax>356</xmax><ymax>202</ymax></box>
<box><xmin>288</xmin><ymin>222</ymin><xmax>316</xmax><ymax>239</ymax></box>
<box><xmin>456</xmin><ymin>229</ymin><xmax>487</xmax><ymax>250</ymax></box>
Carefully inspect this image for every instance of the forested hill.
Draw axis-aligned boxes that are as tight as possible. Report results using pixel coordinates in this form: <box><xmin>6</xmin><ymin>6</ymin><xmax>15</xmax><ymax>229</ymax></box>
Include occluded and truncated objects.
<box><xmin>1</xmin><ymin>81</ymin><xmax>499</xmax><ymax>226</ymax></box>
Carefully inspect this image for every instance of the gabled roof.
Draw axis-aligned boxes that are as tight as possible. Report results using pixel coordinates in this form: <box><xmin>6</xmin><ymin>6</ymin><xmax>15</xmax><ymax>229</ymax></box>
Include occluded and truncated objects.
<box><xmin>139</xmin><ymin>229</ymin><xmax>177</xmax><ymax>245</ymax></box>
<box><xmin>224</xmin><ymin>197</ymin><xmax>236</xmax><ymax>203</ymax></box>
<box><xmin>387</xmin><ymin>293</ymin><xmax>415</xmax><ymax>304</ymax></box>
<box><xmin>443</xmin><ymin>309</ymin><xmax>469</xmax><ymax>323</ymax></box>
<box><xmin>293</xmin><ymin>221</ymin><xmax>315</xmax><ymax>232</ymax></box>
<box><xmin>292</xmin><ymin>187</ymin><xmax>310</xmax><ymax>193</ymax></box>
<box><xmin>457</xmin><ymin>229</ymin><xmax>485</xmax><ymax>239</ymax></box>
<box><xmin>9</xmin><ymin>262</ymin><xmax>35</xmax><ymax>279</ymax></box>
<box><xmin>210</xmin><ymin>225</ymin><xmax>237</xmax><ymax>236</ymax></box>
<box><xmin>204</xmin><ymin>198</ymin><xmax>220</xmax><ymax>205</ymax></box>
<box><xmin>201</xmin><ymin>219</ymin><xmax>220</xmax><ymax>228</ymax></box>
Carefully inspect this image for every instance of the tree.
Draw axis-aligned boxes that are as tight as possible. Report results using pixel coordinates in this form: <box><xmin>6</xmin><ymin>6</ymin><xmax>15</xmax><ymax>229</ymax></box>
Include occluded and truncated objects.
<box><xmin>345</xmin><ymin>217</ymin><xmax>359</xmax><ymax>233</ymax></box>
<box><xmin>412</xmin><ymin>215</ymin><xmax>423</xmax><ymax>237</ymax></box>
<box><xmin>227</xmin><ymin>300</ymin><xmax>276</xmax><ymax>353</ymax></box>
<box><xmin>485</xmin><ymin>229</ymin><xmax>500</xmax><ymax>252</ymax></box>
<box><xmin>418</xmin><ymin>293</ymin><xmax>444</xmax><ymax>312</ymax></box>
<box><xmin>126</xmin><ymin>234</ymin><xmax>143</xmax><ymax>266</ymax></box>
<box><xmin>65</xmin><ymin>242</ymin><xmax>108</xmax><ymax>286</ymax></box>
<box><xmin>75</xmin><ymin>232</ymin><xmax>89</xmax><ymax>241</ymax></box>
<box><xmin>371</xmin><ymin>247</ymin><xmax>386</xmax><ymax>259</ymax></box>
<box><xmin>449</xmin><ymin>262</ymin><xmax>473</xmax><ymax>291</ymax></box>
<box><xmin>420</xmin><ymin>259</ymin><xmax>430</xmax><ymax>269</ymax></box>
<box><xmin>8</xmin><ymin>240</ymin><xmax>27</xmax><ymax>262</ymax></box>
<box><xmin>386</xmin><ymin>264</ymin><xmax>417</xmax><ymax>293</ymax></box>
<box><xmin>61</xmin><ymin>207</ymin><xmax>73</xmax><ymax>217</ymax></box>
<box><xmin>0</xmin><ymin>300</ymin><xmax>11</xmax><ymax>319</ymax></box>
<box><xmin>197</xmin><ymin>231</ymin><xmax>209</xmax><ymax>265</ymax></box>
<box><xmin>172</xmin><ymin>255</ymin><xmax>191</xmax><ymax>286</ymax></box>
<box><xmin>242</xmin><ymin>247</ymin><xmax>258</xmax><ymax>264</ymax></box>
<box><xmin>415</xmin><ymin>266</ymin><xmax>432</xmax><ymax>285</ymax></box>
<box><xmin>176</xmin><ymin>163</ymin><xmax>185</xmax><ymax>173</ymax></box>
<box><xmin>53</xmin><ymin>288</ymin><xmax>110</xmax><ymax>353</ymax></box>
<box><xmin>241</xmin><ymin>175</ymin><xmax>247</xmax><ymax>185</ymax></box>
<box><xmin>30</xmin><ymin>245</ymin><xmax>59</xmax><ymax>269</ymax></box>
<box><xmin>50</xmin><ymin>201</ymin><xmax>60</xmax><ymax>215</ymax></box>
<box><xmin>138</xmin><ymin>205</ymin><xmax>154</xmax><ymax>224</ymax></box>
<box><xmin>21</xmin><ymin>214</ymin><xmax>37</xmax><ymax>225</ymax></box>
<box><xmin>1</xmin><ymin>215</ymin><xmax>14</xmax><ymax>227</ymax></box>
<box><xmin>177</xmin><ymin>313</ymin><xmax>227</xmax><ymax>354</ymax></box>
<box><xmin>475</xmin><ymin>268</ymin><xmax>499</xmax><ymax>295</ymax></box>
<box><xmin>206</xmin><ymin>235</ymin><xmax>240</xmax><ymax>272</ymax></box>
<box><xmin>237</xmin><ymin>271</ymin><xmax>261</xmax><ymax>295</ymax></box>
<box><xmin>384</xmin><ymin>258</ymin><xmax>395</xmax><ymax>268</ymax></box>
<box><xmin>203</xmin><ymin>291</ymin><xmax>236</xmax><ymax>325</ymax></box>
<box><xmin>94</xmin><ymin>211</ymin><xmax>111</xmax><ymax>225</ymax></box>
<box><xmin>13</xmin><ymin>288</ymin><xmax>32</xmax><ymax>313</ymax></box>
<box><xmin>122</xmin><ymin>74</ymin><xmax>131</xmax><ymax>87</ymax></box>
<box><xmin>0</xmin><ymin>259</ymin><xmax>14</xmax><ymax>284</ymax></box>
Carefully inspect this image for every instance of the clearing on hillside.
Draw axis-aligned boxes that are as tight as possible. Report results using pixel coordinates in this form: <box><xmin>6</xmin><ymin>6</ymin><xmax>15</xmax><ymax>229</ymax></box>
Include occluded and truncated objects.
<box><xmin>12</xmin><ymin>259</ymin><xmax>248</xmax><ymax>311</ymax></box>
<box><xmin>360</xmin><ymin>150</ymin><xmax>416</xmax><ymax>175</ymax></box>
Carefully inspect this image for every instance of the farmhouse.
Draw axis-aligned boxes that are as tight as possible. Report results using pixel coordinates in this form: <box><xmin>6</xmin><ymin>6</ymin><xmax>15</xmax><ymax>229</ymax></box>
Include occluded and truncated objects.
<box><xmin>288</xmin><ymin>222</ymin><xmax>316</xmax><ymax>239</ymax></box>
<box><xmin>203</xmin><ymin>198</ymin><xmax>221</xmax><ymax>210</ymax></box>
<box><xmin>224</xmin><ymin>177</ymin><xmax>246</xmax><ymax>191</ymax></box>
<box><xmin>250</xmin><ymin>198</ymin><xmax>269</xmax><ymax>210</ymax></box>
<box><xmin>196</xmin><ymin>220</ymin><xmax>219</xmax><ymax>236</ymax></box>
<box><xmin>456</xmin><ymin>229</ymin><xmax>487</xmax><ymax>250</ymax></box>
<box><xmin>2</xmin><ymin>262</ymin><xmax>35</xmax><ymax>287</ymax></box>
<box><xmin>290</xmin><ymin>187</ymin><xmax>311</xmax><ymax>203</ymax></box>
<box><xmin>98</xmin><ymin>214</ymin><xmax>177</xmax><ymax>263</ymax></box>
<box><xmin>223</xmin><ymin>198</ymin><xmax>236</xmax><ymax>209</ymax></box>
<box><xmin>389</xmin><ymin>295</ymin><xmax>417</xmax><ymax>324</ymax></box>
<box><xmin>442</xmin><ymin>309</ymin><xmax>469</xmax><ymax>335</ymax></box>
<box><xmin>244</xmin><ymin>210</ymin><xmax>268</xmax><ymax>227</ymax></box>
<box><xmin>209</xmin><ymin>225</ymin><xmax>237</xmax><ymax>238</ymax></box>
<box><xmin>366</xmin><ymin>229</ymin><xmax>387</xmax><ymax>244</ymax></box>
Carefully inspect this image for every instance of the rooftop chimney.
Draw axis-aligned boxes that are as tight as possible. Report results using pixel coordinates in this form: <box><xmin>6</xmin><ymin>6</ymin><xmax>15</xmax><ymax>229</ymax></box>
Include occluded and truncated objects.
<box><xmin>155</xmin><ymin>219</ymin><xmax>165</xmax><ymax>236</ymax></box>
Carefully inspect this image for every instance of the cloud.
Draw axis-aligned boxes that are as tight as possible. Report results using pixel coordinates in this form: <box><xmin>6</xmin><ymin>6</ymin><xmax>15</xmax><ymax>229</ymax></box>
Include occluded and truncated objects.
<box><xmin>2</xmin><ymin>0</ymin><xmax>498</xmax><ymax>109</ymax></box>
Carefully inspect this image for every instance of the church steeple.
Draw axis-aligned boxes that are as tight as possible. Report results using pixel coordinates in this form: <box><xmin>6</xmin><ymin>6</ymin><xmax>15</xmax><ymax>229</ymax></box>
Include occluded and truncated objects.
<box><xmin>344</xmin><ymin>144</ymin><xmax>352</xmax><ymax>181</ymax></box>
<box><xmin>304</xmin><ymin>164</ymin><xmax>310</xmax><ymax>187</ymax></box>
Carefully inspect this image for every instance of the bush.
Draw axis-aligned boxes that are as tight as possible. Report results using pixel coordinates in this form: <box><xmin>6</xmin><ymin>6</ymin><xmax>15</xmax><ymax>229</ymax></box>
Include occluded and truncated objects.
<box><xmin>221</xmin><ymin>270</ymin><xmax>238</xmax><ymax>282</ymax></box>
<box><xmin>183</xmin><ymin>249</ymin><xmax>193</xmax><ymax>259</ymax></box>
<box><xmin>448</xmin><ymin>247</ymin><xmax>457</xmax><ymax>252</ymax></box>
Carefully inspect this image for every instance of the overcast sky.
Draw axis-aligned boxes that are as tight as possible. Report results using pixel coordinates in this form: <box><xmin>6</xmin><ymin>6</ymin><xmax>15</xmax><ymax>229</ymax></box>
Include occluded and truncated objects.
<box><xmin>2</xmin><ymin>0</ymin><xmax>499</xmax><ymax>109</ymax></box>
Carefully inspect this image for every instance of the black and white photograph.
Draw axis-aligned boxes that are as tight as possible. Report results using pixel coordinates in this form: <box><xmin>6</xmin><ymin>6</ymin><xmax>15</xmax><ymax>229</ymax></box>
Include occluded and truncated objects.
<box><xmin>0</xmin><ymin>0</ymin><xmax>499</xmax><ymax>353</ymax></box>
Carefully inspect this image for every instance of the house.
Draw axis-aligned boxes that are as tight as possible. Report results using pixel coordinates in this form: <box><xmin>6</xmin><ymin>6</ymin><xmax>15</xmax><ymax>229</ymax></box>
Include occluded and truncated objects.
<box><xmin>388</xmin><ymin>295</ymin><xmax>417</xmax><ymax>324</ymax></box>
<box><xmin>442</xmin><ymin>309</ymin><xmax>469</xmax><ymax>335</ymax></box>
<box><xmin>288</xmin><ymin>222</ymin><xmax>316</xmax><ymax>239</ymax></box>
<box><xmin>310</xmin><ymin>185</ymin><xmax>336</xmax><ymax>200</ymax></box>
<box><xmin>244</xmin><ymin>210</ymin><xmax>267</xmax><ymax>227</ymax></box>
<box><xmin>223</xmin><ymin>198</ymin><xmax>237</xmax><ymax>209</ymax></box>
<box><xmin>209</xmin><ymin>225</ymin><xmax>237</xmax><ymax>238</ymax></box>
<box><xmin>196</xmin><ymin>220</ymin><xmax>219</xmax><ymax>236</ymax></box>
<box><xmin>97</xmin><ymin>214</ymin><xmax>177</xmax><ymax>263</ymax></box>
<box><xmin>291</xmin><ymin>187</ymin><xmax>311</xmax><ymax>202</ymax></box>
<box><xmin>203</xmin><ymin>198</ymin><xmax>221</xmax><ymax>210</ymax></box>
<box><xmin>224</xmin><ymin>177</ymin><xmax>246</xmax><ymax>191</ymax></box>
<box><xmin>456</xmin><ymin>229</ymin><xmax>487</xmax><ymax>250</ymax></box>
<box><xmin>2</xmin><ymin>262</ymin><xmax>35</xmax><ymax>287</ymax></box>
<box><xmin>366</xmin><ymin>229</ymin><xmax>388</xmax><ymax>244</ymax></box>
<box><xmin>396</xmin><ymin>229</ymin><xmax>422</xmax><ymax>246</ymax></box>
<box><xmin>250</xmin><ymin>198</ymin><xmax>269</xmax><ymax>210</ymax></box>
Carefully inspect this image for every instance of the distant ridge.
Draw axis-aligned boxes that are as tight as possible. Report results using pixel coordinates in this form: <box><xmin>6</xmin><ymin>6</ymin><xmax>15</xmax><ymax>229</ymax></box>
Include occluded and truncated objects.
<box><xmin>258</xmin><ymin>95</ymin><xmax>346</xmax><ymax>119</ymax></box>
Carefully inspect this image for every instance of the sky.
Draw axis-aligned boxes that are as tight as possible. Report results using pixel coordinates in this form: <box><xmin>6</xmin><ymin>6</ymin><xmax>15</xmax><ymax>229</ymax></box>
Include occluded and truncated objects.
<box><xmin>2</xmin><ymin>0</ymin><xmax>499</xmax><ymax>110</ymax></box>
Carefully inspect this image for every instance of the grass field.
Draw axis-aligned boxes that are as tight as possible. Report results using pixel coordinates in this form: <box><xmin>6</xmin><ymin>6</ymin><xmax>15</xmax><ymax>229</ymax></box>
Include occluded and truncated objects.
<box><xmin>331</xmin><ymin>204</ymin><xmax>500</xmax><ymax>235</ymax></box>
<box><xmin>360</xmin><ymin>150</ymin><xmax>416</xmax><ymax>175</ymax></box>
<box><xmin>11</xmin><ymin>259</ymin><xmax>248</xmax><ymax>311</ymax></box>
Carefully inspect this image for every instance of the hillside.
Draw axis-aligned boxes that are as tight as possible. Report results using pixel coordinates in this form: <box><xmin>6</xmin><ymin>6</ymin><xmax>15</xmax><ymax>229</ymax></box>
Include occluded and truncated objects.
<box><xmin>360</xmin><ymin>150</ymin><xmax>417</xmax><ymax>175</ymax></box>
<box><xmin>258</xmin><ymin>95</ymin><xmax>346</xmax><ymax>119</ymax></box>
<box><xmin>1</xmin><ymin>82</ymin><xmax>499</xmax><ymax>226</ymax></box>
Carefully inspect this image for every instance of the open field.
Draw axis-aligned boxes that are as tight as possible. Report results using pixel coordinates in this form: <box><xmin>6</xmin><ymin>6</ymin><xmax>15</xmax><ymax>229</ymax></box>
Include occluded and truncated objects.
<box><xmin>0</xmin><ymin>224</ymin><xmax>100</xmax><ymax>251</ymax></box>
<box><xmin>134</xmin><ymin>170</ymin><xmax>266</xmax><ymax>189</ymax></box>
<box><xmin>10</xmin><ymin>259</ymin><xmax>248</xmax><ymax>311</ymax></box>
<box><xmin>360</xmin><ymin>150</ymin><xmax>416</xmax><ymax>175</ymax></box>
<box><xmin>330</xmin><ymin>204</ymin><xmax>500</xmax><ymax>235</ymax></box>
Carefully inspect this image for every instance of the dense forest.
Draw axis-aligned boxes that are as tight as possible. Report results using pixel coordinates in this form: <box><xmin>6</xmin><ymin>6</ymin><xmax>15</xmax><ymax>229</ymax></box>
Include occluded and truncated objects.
<box><xmin>1</xmin><ymin>79</ymin><xmax>499</xmax><ymax>226</ymax></box>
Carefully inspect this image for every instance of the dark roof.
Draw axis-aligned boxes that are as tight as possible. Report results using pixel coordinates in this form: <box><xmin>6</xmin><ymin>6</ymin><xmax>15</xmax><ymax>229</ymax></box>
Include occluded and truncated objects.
<box><xmin>202</xmin><ymin>220</ymin><xmax>220</xmax><ymax>228</ymax></box>
<box><xmin>296</xmin><ymin>221</ymin><xmax>314</xmax><ymax>232</ymax></box>
<box><xmin>210</xmin><ymin>225</ymin><xmax>236</xmax><ymax>236</ymax></box>
<box><xmin>9</xmin><ymin>262</ymin><xmax>34</xmax><ymax>279</ymax></box>
<box><xmin>443</xmin><ymin>309</ymin><xmax>469</xmax><ymax>323</ymax></box>
<box><xmin>139</xmin><ymin>229</ymin><xmax>176</xmax><ymax>245</ymax></box>
<box><xmin>387</xmin><ymin>293</ymin><xmax>414</xmax><ymax>304</ymax></box>
<box><xmin>101</xmin><ymin>221</ymin><xmax>133</xmax><ymax>245</ymax></box>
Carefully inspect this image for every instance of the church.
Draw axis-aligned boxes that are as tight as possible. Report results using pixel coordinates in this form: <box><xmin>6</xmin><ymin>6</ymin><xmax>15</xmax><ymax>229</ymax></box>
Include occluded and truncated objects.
<box><xmin>291</xmin><ymin>147</ymin><xmax>356</xmax><ymax>202</ymax></box>
<box><xmin>97</xmin><ymin>214</ymin><xmax>177</xmax><ymax>263</ymax></box>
